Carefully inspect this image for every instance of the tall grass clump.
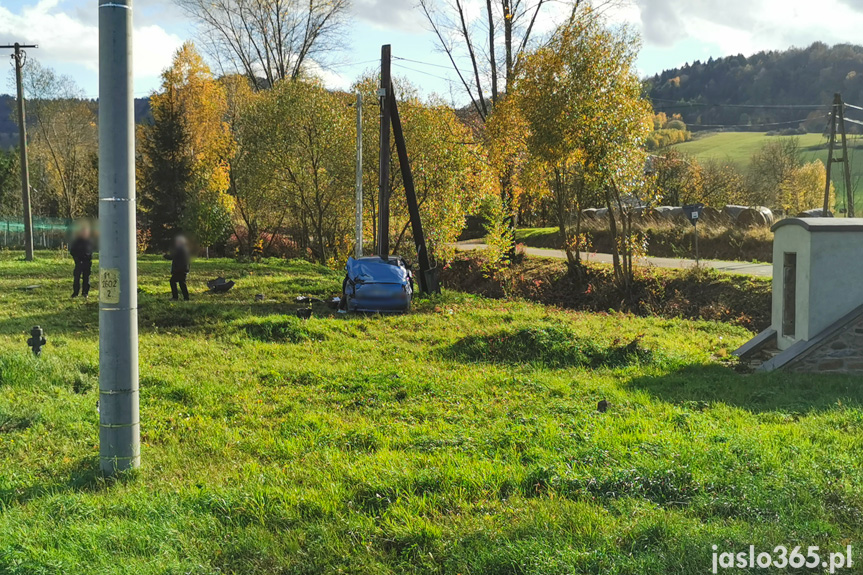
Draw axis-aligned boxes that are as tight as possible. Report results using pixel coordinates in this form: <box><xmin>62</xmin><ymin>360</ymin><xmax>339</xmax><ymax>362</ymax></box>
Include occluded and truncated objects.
<box><xmin>446</xmin><ymin>326</ymin><xmax>654</xmax><ymax>368</ymax></box>
<box><xmin>237</xmin><ymin>315</ymin><xmax>327</xmax><ymax>343</ymax></box>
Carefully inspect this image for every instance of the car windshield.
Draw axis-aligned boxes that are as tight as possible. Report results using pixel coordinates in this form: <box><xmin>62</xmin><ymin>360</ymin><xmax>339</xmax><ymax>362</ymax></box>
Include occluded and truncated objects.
<box><xmin>347</xmin><ymin>257</ymin><xmax>409</xmax><ymax>284</ymax></box>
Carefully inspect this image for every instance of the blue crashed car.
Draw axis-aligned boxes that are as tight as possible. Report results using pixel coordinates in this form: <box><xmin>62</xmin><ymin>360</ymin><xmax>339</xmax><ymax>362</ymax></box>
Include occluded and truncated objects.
<box><xmin>343</xmin><ymin>256</ymin><xmax>413</xmax><ymax>313</ymax></box>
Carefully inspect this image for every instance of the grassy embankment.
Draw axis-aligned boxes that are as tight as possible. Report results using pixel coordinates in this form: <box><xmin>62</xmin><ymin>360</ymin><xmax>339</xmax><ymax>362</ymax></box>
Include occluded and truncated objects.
<box><xmin>0</xmin><ymin>251</ymin><xmax>861</xmax><ymax>574</ymax></box>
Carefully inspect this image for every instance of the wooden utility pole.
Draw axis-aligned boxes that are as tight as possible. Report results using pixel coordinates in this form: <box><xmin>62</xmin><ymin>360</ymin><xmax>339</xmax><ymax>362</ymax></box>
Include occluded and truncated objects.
<box><xmin>354</xmin><ymin>92</ymin><xmax>363</xmax><ymax>259</ymax></box>
<box><xmin>372</xmin><ymin>44</ymin><xmax>438</xmax><ymax>294</ymax></box>
<box><xmin>377</xmin><ymin>45</ymin><xmax>392</xmax><ymax>258</ymax></box>
<box><xmin>824</xmin><ymin>93</ymin><xmax>855</xmax><ymax>217</ymax></box>
<box><xmin>2</xmin><ymin>42</ymin><xmax>37</xmax><ymax>261</ymax></box>
<box><xmin>389</xmin><ymin>83</ymin><xmax>433</xmax><ymax>293</ymax></box>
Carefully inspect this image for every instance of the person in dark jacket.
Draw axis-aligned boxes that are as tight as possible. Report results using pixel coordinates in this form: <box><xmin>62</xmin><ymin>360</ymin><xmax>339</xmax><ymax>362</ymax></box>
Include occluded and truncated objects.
<box><xmin>69</xmin><ymin>225</ymin><xmax>94</xmax><ymax>298</ymax></box>
<box><xmin>165</xmin><ymin>235</ymin><xmax>191</xmax><ymax>301</ymax></box>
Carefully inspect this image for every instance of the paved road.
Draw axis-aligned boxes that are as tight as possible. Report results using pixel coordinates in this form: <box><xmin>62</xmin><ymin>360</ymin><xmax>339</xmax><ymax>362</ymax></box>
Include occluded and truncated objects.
<box><xmin>455</xmin><ymin>240</ymin><xmax>773</xmax><ymax>277</ymax></box>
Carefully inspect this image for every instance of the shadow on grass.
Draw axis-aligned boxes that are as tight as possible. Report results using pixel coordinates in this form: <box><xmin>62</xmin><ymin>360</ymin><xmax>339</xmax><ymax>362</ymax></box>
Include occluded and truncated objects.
<box><xmin>629</xmin><ymin>363</ymin><xmax>863</xmax><ymax>414</ymax></box>
<box><xmin>0</xmin><ymin>285</ymin><xmax>452</xmax><ymax>338</ymax></box>
<box><xmin>0</xmin><ymin>455</ymin><xmax>136</xmax><ymax>509</ymax></box>
<box><xmin>0</xmin><ymin>297</ymin><xmax>341</xmax><ymax>337</ymax></box>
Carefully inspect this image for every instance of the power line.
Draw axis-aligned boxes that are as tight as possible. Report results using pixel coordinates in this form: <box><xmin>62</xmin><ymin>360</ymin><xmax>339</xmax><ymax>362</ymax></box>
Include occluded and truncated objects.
<box><xmin>688</xmin><ymin>115</ymin><xmax>826</xmax><ymax>129</ymax></box>
<box><xmin>326</xmin><ymin>59</ymin><xmax>381</xmax><ymax>70</ymax></box>
<box><xmin>392</xmin><ymin>62</ymin><xmax>454</xmax><ymax>83</ymax></box>
<box><xmin>651</xmin><ymin>98</ymin><xmax>826</xmax><ymax>110</ymax></box>
<box><xmin>392</xmin><ymin>56</ymin><xmax>453</xmax><ymax>70</ymax></box>
<box><xmin>842</xmin><ymin>116</ymin><xmax>863</xmax><ymax>128</ymax></box>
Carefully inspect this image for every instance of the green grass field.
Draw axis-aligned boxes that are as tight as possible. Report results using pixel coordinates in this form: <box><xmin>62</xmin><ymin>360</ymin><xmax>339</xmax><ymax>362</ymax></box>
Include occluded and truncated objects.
<box><xmin>674</xmin><ymin>132</ymin><xmax>863</xmax><ymax>210</ymax></box>
<box><xmin>2</xmin><ymin>252</ymin><xmax>863</xmax><ymax>573</ymax></box>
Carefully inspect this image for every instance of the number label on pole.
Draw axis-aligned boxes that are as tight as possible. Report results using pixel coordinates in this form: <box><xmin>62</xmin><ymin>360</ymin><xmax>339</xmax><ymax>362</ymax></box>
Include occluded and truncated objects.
<box><xmin>100</xmin><ymin>268</ymin><xmax>120</xmax><ymax>304</ymax></box>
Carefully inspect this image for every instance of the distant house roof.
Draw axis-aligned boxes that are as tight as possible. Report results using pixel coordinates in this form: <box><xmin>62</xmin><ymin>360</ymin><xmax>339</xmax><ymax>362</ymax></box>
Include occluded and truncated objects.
<box><xmin>772</xmin><ymin>218</ymin><xmax>863</xmax><ymax>233</ymax></box>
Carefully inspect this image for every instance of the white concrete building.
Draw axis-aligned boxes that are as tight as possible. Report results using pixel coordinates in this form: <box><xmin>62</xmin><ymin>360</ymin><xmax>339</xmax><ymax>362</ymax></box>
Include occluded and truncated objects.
<box><xmin>736</xmin><ymin>218</ymin><xmax>863</xmax><ymax>372</ymax></box>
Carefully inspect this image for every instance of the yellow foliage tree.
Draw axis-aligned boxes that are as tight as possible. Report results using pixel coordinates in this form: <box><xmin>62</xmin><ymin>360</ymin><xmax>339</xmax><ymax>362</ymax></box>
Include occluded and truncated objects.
<box><xmin>139</xmin><ymin>42</ymin><xmax>234</xmax><ymax>251</ymax></box>
<box><xmin>514</xmin><ymin>10</ymin><xmax>653</xmax><ymax>283</ymax></box>
<box><xmin>780</xmin><ymin>160</ymin><xmax>834</xmax><ymax>215</ymax></box>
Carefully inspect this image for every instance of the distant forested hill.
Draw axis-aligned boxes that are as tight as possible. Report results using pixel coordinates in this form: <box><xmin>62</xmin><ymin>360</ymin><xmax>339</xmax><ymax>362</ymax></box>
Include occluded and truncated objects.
<box><xmin>648</xmin><ymin>43</ymin><xmax>863</xmax><ymax>132</ymax></box>
<box><xmin>0</xmin><ymin>95</ymin><xmax>152</xmax><ymax>149</ymax></box>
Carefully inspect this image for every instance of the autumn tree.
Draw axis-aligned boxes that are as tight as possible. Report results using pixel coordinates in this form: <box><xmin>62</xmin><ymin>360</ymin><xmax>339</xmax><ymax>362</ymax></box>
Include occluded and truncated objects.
<box><xmin>651</xmin><ymin>149</ymin><xmax>703</xmax><ymax>206</ymax></box>
<box><xmin>417</xmin><ymin>0</ymin><xmax>612</xmax><ymax>120</ymax></box>
<box><xmin>20</xmin><ymin>60</ymin><xmax>98</xmax><ymax>218</ymax></box>
<box><xmin>646</xmin><ymin>113</ymin><xmax>691</xmax><ymax>151</ymax></box>
<box><xmin>483</xmin><ymin>93</ymin><xmax>532</xmax><ymax>265</ymax></box>
<box><xmin>221</xmin><ymin>74</ymin><xmax>267</xmax><ymax>255</ymax></box>
<box><xmin>175</xmin><ymin>0</ymin><xmax>350</xmax><ymax>88</ymax></box>
<box><xmin>239</xmin><ymin>79</ymin><xmax>354</xmax><ymax>262</ymax></box>
<box><xmin>515</xmin><ymin>11</ymin><xmax>652</xmax><ymax>284</ymax></box>
<box><xmin>393</xmin><ymin>97</ymin><xmax>493</xmax><ymax>263</ymax></box>
<box><xmin>0</xmin><ymin>149</ymin><xmax>19</xmax><ymax>217</ymax></box>
<box><xmin>139</xmin><ymin>42</ymin><xmax>234</xmax><ymax>251</ymax></box>
<box><xmin>747</xmin><ymin>137</ymin><xmax>801</xmax><ymax>206</ymax></box>
<box><xmin>780</xmin><ymin>160</ymin><xmax>833</xmax><ymax>214</ymax></box>
<box><xmin>418</xmin><ymin>0</ymin><xmax>614</xmax><ymax>256</ymax></box>
<box><xmin>700</xmin><ymin>160</ymin><xmax>748</xmax><ymax>207</ymax></box>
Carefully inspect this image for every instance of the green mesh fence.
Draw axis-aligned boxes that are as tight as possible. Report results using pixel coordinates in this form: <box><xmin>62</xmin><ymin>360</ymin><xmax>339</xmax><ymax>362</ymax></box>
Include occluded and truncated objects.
<box><xmin>0</xmin><ymin>217</ymin><xmax>72</xmax><ymax>249</ymax></box>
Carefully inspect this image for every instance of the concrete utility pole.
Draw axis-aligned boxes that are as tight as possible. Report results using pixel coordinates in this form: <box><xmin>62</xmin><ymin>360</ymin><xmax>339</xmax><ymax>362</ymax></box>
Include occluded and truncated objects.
<box><xmin>838</xmin><ymin>97</ymin><xmax>854</xmax><ymax>217</ymax></box>
<box><xmin>1</xmin><ymin>42</ymin><xmax>37</xmax><ymax>261</ymax></box>
<box><xmin>824</xmin><ymin>93</ymin><xmax>855</xmax><ymax>216</ymax></box>
<box><xmin>355</xmin><ymin>92</ymin><xmax>363</xmax><ymax>259</ymax></box>
<box><xmin>824</xmin><ymin>98</ymin><xmax>837</xmax><ymax>215</ymax></box>
<box><xmin>98</xmin><ymin>0</ymin><xmax>140</xmax><ymax>474</ymax></box>
<box><xmin>377</xmin><ymin>44</ymin><xmax>392</xmax><ymax>258</ymax></box>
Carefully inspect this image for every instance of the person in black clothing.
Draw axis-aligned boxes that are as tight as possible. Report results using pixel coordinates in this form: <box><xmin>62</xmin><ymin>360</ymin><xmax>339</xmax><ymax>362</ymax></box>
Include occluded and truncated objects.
<box><xmin>165</xmin><ymin>235</ymin><xmax>191</xmax><ymax>301</ymax></box>
<box><xmin>69</xmin><ymin>225</ymin><xmax>94</xmax><ymax>298</ymax></box>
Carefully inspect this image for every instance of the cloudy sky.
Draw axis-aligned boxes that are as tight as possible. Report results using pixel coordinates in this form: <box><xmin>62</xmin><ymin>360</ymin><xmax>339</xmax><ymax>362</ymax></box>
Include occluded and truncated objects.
<box><xmin>3</xmin><ymin>0</ymin><xmax>863</xmax><ymax>103</ymax></box>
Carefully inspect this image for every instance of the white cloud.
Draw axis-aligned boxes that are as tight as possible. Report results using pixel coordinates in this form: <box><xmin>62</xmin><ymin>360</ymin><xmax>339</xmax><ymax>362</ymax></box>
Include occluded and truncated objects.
<box><xmin>306</xmin><ymin>59</ymin><xmax>351</xmax><ymax>91</ymax></box>
<box><xmin>633</xmin><ymin>0</ymin><xmax>863</xmax><ymax>57</ymax></box>
<box><xmin>0</xmin><ymin>0</ymin><xmax>184</xmax><ymax>81</ymax></box>
<box><xmin>133</xmin><ymin>24</ymin><xmax>185</xmax><ymax>77</ymax></box>
<box><xmin>352</xmin><ymin>0</ymin><xmax>428</xmax><ymax>32</ymax></box>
